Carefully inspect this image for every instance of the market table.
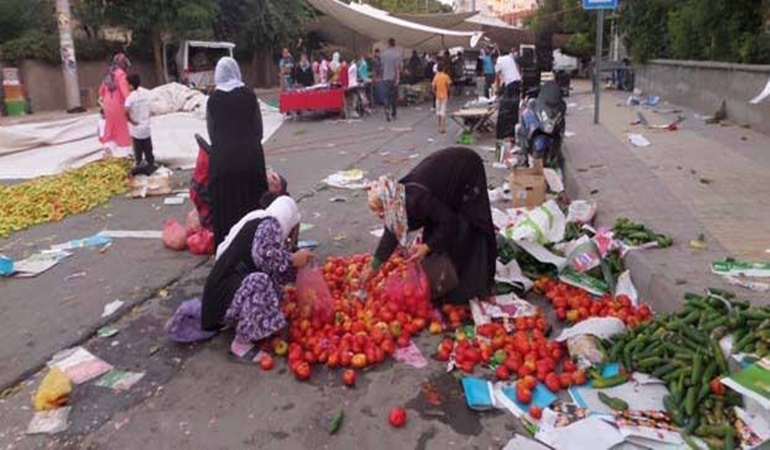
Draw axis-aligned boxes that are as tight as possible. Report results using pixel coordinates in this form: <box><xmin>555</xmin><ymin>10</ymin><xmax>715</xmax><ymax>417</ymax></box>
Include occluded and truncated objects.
<box><xmin>279</xmin><ymin>88</ymin><xmax>346</xmax><ymax>115</ymax></box>
<box><xmin>449</xmin><ymin>104</ymin><xmax>498</xmax><ymax>135</ymax></box>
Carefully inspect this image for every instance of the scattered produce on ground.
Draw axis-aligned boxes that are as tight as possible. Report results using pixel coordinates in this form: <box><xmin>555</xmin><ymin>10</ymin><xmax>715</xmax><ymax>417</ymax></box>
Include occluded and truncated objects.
<box><xmin>0</xmin><ymin>158</ymin><xmax>131</xmax><ymax>238</ymax></box>
<box><xmin>388</xmin><ymin>407</ymin><xmax>407</xmax><ymax>428</ymax></box>
<box><xmin>613</xmin><ymin>217</ymin><xmax>673</xmax><ymax>248</ymax></box>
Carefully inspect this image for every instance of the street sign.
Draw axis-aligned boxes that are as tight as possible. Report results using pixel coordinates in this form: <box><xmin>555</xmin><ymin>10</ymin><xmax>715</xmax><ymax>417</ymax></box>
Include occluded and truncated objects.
<box><xmin>582</xmin><ymin>0</ymin><xmax>618</xmax><ymax>10</ymax></box>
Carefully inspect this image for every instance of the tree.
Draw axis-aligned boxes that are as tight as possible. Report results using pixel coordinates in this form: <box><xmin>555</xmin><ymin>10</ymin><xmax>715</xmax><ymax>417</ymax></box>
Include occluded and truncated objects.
<box><xmin>84</xmin><ymin>0</ymin><xmax>220</xmax><ymax>83</ymax></box>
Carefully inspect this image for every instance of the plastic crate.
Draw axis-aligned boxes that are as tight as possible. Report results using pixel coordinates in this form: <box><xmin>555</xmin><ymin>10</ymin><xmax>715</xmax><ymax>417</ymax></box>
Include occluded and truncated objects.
<box><xmin>5</xmin><ymin>99</ymin><xmax>26</xmax><ymax>116</ymax></box>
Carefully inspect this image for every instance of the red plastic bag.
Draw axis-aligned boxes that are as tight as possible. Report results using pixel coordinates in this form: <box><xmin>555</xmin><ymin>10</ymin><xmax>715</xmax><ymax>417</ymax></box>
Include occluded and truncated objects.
<box><xmin>296</xmin><ymin>265</ymin><xmax>334</xmax><ymax>326</ymax></box>
<box><xmin>187</xmin><ymin>229</ymin><xmax>214</xmax><ymax>255</ymax></box>
<box><xmin>385</xmin><ymin>262</ymin><xmax>431</xmax><ymax>313</ymax></box>
<box><xmin>162</xmin><ymin>219</ymin><xmax>187</xmax><ymax>251</ymax></box>
<box><xmin>185</xmin><ymin>209</ymin><xmax>201</xmax><ymax>236</ymax></box>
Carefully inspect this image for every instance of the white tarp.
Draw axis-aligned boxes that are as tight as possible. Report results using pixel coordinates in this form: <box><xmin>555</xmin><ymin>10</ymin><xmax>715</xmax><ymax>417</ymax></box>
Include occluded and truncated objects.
<box><xmin>308</xmin><ymin>0</ymin><xmax>481</xmax><ymax>53</ymax></box>
<box><xmin>0</xmin><ymin>84</ymin><xmax>283</xmax><ymax>179</ymax></box>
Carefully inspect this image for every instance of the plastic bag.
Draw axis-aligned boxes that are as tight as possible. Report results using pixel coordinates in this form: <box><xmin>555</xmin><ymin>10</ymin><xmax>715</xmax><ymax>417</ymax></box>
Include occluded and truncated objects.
<box><xmin>34</xmin><ymin>368</ymin><xmax>72</xmax><ymax>411</ymax></box>
<box><xmin>385</xmin><ymin>262</ymin><xmax>430</xmax><ymax>313</ymax></box>
<box><xmin>566</xmin><ymin>200</ymin><xmax>597</xmax><ymax>224</ymax></box>
<box><xmin>185</xmin><ymin>209</ymin><xmax>201</xmax><ymax>236</ymax></box>
<box><xmin>187</xmin><ymin>229</ymin><xmax>214</xmax><ymax>255</ymax></box>
<box><xmin>296</xmin><ymin>265</ymin><xmax>334</xmax><ymax>325</ymax></box>
<box><xmin>162</xmin><ymin>218</ymin><xmax>187</xmax><ymax>251</ymax></box>
<box><xmin>567</xmin><ymin>335</ymin><xmax>603</xmax><ymax>368</ymax></box>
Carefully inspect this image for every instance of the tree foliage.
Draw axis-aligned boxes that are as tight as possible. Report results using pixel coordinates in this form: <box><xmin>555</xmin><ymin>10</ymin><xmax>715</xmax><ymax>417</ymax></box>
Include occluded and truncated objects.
<box><xmin>526</xmin><ymin>0</ymin><xmax>596</xmax><ymax>58</ymax></box>
<box><xmin>621</xmin><ymin>0</ymin><xmax>770</xmax><ymax>64</ymax></box>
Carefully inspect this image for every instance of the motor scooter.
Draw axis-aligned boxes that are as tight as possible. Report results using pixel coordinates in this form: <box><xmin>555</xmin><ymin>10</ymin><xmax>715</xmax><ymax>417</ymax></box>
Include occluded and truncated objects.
<box><xmin>515</xmin><ymin>80</ymin><xmax>567</xmax><ymax>168</ymax></box>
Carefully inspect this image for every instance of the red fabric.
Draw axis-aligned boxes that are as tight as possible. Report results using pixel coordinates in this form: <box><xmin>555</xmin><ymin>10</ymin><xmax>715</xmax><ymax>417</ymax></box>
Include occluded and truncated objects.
<box><xmin>339</xmin><ymin>63</ymin><xmax>349</xmax><ymax>88</ymax></box>
<box><xmin>279</xmin><ymin>89</ymin><xmax>345</xmax><ymax>113</ymax></box>
<box><xmin>189</xmin><ymin>148</ymin><xmax>212</xmax><ymax>229</ymax></box>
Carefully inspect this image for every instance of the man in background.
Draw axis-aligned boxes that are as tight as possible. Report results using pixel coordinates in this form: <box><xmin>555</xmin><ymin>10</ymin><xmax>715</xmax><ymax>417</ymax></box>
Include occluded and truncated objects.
<box><xmin>495</xmin><ymin>47</ymin><xmax>522</xmax><ymax>142</ymax></box>
<box><xmin>381</xmin><ymin>38</ymin><xmax>402</xmax><ymax>122</ymax></box>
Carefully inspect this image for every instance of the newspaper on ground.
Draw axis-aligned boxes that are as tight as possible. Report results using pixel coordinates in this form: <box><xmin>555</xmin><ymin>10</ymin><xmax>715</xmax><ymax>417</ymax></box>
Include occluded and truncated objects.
<box><xmin>11</xmin><ymin>250</ymin><xmax>72</xmax><ymax>278</ymax></box>
<box><xmin>95</xmin><ymin>370</ymin><xmax>145</xmax><ymax>391</ymax></box>
<box><xmin>26</xmin><ymin>407</ymin><xmax>71</xmax><ymax>435</ymax></box>
<box><xmin>48</xmin><ymin>346</ymin><xmax>113</xmax><ymax>384</ymax></box>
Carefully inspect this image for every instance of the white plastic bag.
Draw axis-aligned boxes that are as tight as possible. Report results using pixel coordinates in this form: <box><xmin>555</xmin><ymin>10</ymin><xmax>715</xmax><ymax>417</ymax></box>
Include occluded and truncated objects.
<box><xmin>510</xmin><ymin>200</ymin><xmax>566</xmax><ymax>244</ymax></box>
<box><xmin>566</xmin><ymin>200</ymin><xmax>597</xmax><ymax>224</ymax></box>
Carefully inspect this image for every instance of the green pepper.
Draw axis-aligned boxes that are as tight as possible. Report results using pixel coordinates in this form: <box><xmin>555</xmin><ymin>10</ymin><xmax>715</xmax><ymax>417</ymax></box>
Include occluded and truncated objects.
<box><xmin>328</xmin><ymin>410</ymin><xmax>344</xmax><ymax>435</ymax></box>
<box><xmin>598</xmin><ymin>392</ymin><xmax>629</xmax><ymax>411</ymax></box>
<box><xmin>592</xmin><ymin>373</ymin><xmax>629</xmax><ymax>389</ymax></box>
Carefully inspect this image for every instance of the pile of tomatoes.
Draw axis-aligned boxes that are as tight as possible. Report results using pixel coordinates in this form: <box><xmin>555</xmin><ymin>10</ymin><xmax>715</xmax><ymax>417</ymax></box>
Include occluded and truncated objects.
<box><xmin>434</xmin><ymin>318</ymin><xmax>586</xmax><ymax>401</ymax></box>
<box><xmin>280</xmin><ymin>254</ymin><xmax>436</xmax><ymax>381</ymax></box>
<box><xmin>534</xmin><ymin>278</ymin><xmax>653</xmax><ymax>328</ymax></box>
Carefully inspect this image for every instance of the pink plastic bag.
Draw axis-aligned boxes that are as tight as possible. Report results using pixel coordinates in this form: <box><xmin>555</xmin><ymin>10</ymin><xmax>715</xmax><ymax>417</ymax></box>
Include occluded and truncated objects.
<box><xmin>296</xmin><ymin>265</ymin><xmax>334</xmax><ymax>326</ymax></box>
<box><xmin>163</xmin><ymin>219</ymin><xmax>187</xmax><ymax>251</ymax></box>
<box><xmin>385</xmin><ymin>262</ymin><xmax>431</xmax><ymax>313</ymax></box>
<box><xmin>185</xmin><ymin>209</ymin><xmax>201</xmax><ymax>236</ymax></box>
<box><xmin>187</xmin><ymin>229</ymin><xmax>214</xmax><ymax>255</ymax></box>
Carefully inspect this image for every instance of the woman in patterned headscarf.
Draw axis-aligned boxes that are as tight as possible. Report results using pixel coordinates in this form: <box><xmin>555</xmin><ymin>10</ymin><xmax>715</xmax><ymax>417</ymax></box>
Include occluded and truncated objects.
<box><xmin>98</xmin><ymin>53</ymin><xmax>132</xmax><ymax>157</ymax></box>
<box><xmin>365</xmin><ymin>147</ymin><xmax>497</xmax><ymax>305</ymax></box>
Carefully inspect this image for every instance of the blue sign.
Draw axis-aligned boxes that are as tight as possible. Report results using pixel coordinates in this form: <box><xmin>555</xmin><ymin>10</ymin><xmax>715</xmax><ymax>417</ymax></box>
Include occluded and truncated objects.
<box><xmin>582</xmin><ymin>0</ymin><xmax>618</xmax><ymax>9</ymax></box>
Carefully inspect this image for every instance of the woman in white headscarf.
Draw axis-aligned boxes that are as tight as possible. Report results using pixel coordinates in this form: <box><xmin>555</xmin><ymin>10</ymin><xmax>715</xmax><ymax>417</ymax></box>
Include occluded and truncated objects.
<box><xmin>329</xmin><ymin>51</ymin><xmax>341</xmax><ymax>83</ymax></box>
<box><xmin>206</xmin><ymin>57</ymin><xmax>269</xmax><ymax>247</ymax></box>
<box><xmin>201</xmin><ymin>196</ymin><xmax>312</xmax><ymax>361</ymax></box>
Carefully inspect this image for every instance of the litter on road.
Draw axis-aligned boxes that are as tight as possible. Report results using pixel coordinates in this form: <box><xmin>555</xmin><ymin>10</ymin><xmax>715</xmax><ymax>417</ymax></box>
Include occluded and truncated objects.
<box><xmin>627</xmin><ymin>134</ymin><xmax>651</xmax><ymax>147</ymax></box>
<box><xmin>48</xmin><ymin>346</ymin><xmax>112</xmax><ymax>385</ymax></box>
<box><xmin>26</xmin><ymin>407</ymin><xmax>71</xmax><ymax>435</ymax></box>
<box><xmin>322</xmin><ymin>169</ymin><xmax>371</xmax><ymax>189</ymax></box>
<box><xmin>102</xmin><ymin>299</ymin><xmax>125</xmax><ymax>318</ymax></box>
<box><xmin>95</xmin><ymin>370</ymin><xmax>145</xmax><ymax>392</ymax></box>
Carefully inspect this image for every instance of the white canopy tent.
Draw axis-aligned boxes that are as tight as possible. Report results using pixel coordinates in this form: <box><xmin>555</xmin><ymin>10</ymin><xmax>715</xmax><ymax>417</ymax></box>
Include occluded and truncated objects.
<box><xmin>307</xmin><ymin>0</ymin><xmax>482</xmax><ymax>53</ymax></box>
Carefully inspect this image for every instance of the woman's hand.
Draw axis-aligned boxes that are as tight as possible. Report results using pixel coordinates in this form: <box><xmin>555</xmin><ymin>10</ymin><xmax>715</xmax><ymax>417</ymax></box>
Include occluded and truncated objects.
<box><xmin>407</xmin><ymin>243</ymin><xmax>430</xmax><ymax>263</ymax></box>
<box><xmin>291</xmin><ymin>249</ymin><xmax>313</xmax><ymax>268</ymax></box>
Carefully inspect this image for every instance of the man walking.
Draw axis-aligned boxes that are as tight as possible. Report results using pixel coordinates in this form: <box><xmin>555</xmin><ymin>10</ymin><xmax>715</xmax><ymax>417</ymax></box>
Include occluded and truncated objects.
<box><xmin>495</xmin><ymin>47</ymin><xmax>522</xmax><ymax>141</ymax></box>
<box><xmin>381</xmin><ymin>38</ymin><xmax>402</xmax><ymax>122</ymax></box>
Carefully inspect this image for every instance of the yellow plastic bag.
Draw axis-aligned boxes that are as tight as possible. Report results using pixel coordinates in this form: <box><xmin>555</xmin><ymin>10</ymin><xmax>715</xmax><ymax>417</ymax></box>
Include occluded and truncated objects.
<box><xmin>33</xmin><ymin>368</ymin><xmax>72</xmax><ymax>411</ymax></box>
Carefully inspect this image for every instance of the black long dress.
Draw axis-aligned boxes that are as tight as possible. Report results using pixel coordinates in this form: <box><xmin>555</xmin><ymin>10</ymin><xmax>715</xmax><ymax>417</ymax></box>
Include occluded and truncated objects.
<box><xmin>207</xmin><ymin>87</ymin><xmax>268</xmax><ymax>246</ymax></box>
<box><xmin>201</xmin><ymin>217</ymin><xmax>263</xmax><ymax>331</ymax></box>
<box><xmin>374</xmin><ymin>147</ymin><xmax>497</xmax><ymax>304</ymax></box>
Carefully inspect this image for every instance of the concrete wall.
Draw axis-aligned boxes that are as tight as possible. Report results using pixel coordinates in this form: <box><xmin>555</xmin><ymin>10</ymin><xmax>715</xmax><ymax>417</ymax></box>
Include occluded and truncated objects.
<box><xmin>19</xmin><ymin>59</ymin><xmax>158</xmax><ymax>112</ymax></box>
<box><xmin>635</xmin><ymin>59</ymin><xmax>770</xmax><ymax>135</ymax></box>
<box><xmin>17</xmin><ymin>53</ymin><xmax>279</xmax><ymax>113</ymax></box>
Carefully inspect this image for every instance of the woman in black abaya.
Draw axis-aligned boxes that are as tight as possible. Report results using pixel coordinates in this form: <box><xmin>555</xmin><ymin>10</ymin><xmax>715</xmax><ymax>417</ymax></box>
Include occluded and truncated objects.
<box><xmin>207</xmin><ymin>57</ymin><xmax>269</xmax><ymax>246</ymax></box>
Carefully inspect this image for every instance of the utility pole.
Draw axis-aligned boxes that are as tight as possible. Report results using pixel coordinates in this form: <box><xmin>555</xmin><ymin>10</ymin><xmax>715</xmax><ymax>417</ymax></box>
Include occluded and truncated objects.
<box><xmin>55</xmin><ymin>0</ymin><xmax>83</xmax><ymax>112</ymax></box>
<box><xmin>593</xmin><ymin>9</ymin><xmax>604</xmax><ymax>124</ymax></box>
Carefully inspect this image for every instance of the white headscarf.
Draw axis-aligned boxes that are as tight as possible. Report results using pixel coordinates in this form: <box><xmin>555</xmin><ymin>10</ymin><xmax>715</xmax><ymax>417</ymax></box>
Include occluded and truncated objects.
<box><xmin>215</xmin><ymin>196</ymin><xmax>300</xmax><ymax>260</ymax></box>
<box><xmin>329</xmin><ymin>52</ymin><xmax>341</xmax><ymax>73</ymax></box>
<box><xmin>214</xmin><ymin>57</ymin><xmax>245</xmax><ymax>92</ymax></box>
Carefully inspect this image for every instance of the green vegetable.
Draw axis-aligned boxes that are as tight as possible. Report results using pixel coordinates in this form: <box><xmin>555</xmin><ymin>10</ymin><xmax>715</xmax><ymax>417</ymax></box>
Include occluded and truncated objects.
<box><xmin>598</xmin><ymin>392</ymin><xmax>629</xmax><ymax>410</ymax></box>
<box><xmin>592</xmin><ymin>373</ymin><xmax>629</xmax><ymax>389</ymax></box>
<box><xmin>328</xmin><ymin>410</ymin><xmax>344</xmax><ymax>434</ymax></box>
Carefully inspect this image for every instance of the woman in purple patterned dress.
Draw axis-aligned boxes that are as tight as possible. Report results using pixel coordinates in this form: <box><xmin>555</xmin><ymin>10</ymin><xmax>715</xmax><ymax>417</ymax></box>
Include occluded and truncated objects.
<box><xmin>201</xmin><ymin>196</ymin><xmax>312</xmax><ymax>361</ymax></box>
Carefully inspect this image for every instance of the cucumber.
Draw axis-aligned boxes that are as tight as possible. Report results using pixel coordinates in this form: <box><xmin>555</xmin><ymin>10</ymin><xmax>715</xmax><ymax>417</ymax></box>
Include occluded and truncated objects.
<box><xmin>598</xmin><ymin>392</ymin><xmax>629</xmax><ymax>411</ymax></box>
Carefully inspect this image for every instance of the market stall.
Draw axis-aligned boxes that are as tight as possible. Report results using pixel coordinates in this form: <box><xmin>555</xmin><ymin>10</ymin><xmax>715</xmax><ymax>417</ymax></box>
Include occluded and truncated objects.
<box><xmin>279</xmin><ymin>87</ymin><xmax>347</xmax><ymax>115</ymax></box>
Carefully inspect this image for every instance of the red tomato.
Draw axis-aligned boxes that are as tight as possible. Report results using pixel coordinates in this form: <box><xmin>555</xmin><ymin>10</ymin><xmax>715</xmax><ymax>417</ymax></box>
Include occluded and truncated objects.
<box><xmin>294</xmin><ymin>362</ymin><xmax>311</xmax><ymax>381</ymax></box>
<box><xmin>260</xmin><ymin>355</ymin><xmax>274</xmax><ymax>371</ymax></box>
<box><xmin>522</xmin><ymin>375</ymin><xmax>538</xmax><ymax>390</ymax></box>
<box><xmin>563</xmin><ymin>360</ymin><xmax>577</xmax><ymax>373</ymax></box>
<box><xmin>545</xmin><ymin>373</ymin><xmax>561</xmax><ymax>393</ymax></box>
<box><xmin>343</xmin><ymin>369</ymin><xmax>356</xmax><ymax>387</ymax></box>
<box><xmin>571</xmin><ymin>370</ymin><xmax>587</xmax><ymax>386</ymax></box>
<box><xmin>516</xmin><ymin>387</ymin><xmax>533</xmax><ymax>404</ymax></box>
<box><xmin>710</xmin><ymin>378</ymin><xmax>725</xmax><ymax>395</ymax></box>
<box><xmin>559</xmin><ymin>372</ymin><xmax>572</xmax><ymax>389</ymax></box>
<box><xmin>496</xmin><ymin>365</ymin><xmax>510</xmax><ymax>381</ymax></box>
<box><xmin>388</xmin><ymin>407</ymin><xmax>407</xmax><ymax>428</ymax></box>
<box><xmin>529</xmin><ymin>406</ymin><xmax>543</xmax><ymax>420</ymax></box>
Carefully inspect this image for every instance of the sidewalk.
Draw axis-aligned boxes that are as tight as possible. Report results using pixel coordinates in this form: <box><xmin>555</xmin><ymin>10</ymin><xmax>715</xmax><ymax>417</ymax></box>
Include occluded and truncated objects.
<box><xmin>563</xmin><ymin>83</ymin><xmax>770</xmax><ymax>311</ymax></box>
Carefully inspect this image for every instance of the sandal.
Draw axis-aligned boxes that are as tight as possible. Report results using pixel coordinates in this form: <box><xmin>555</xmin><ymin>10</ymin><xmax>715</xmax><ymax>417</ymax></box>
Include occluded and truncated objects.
<box><xmin>227</xmin><ymin>345</ymin><xmax>265</xmax><ymax>364</ymax></box>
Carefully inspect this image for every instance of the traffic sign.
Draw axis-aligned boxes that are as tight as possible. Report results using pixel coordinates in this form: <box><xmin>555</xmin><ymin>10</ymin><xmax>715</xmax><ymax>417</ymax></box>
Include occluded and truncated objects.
<box><xmin>582</xmin><ymin>0</ymin><xmax>618</xmax><ymax>10</ymax></box>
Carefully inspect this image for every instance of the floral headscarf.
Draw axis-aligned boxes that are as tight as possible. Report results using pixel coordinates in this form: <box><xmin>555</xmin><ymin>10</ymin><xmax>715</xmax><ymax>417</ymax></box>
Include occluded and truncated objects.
<box><xmin>370</xmin><ymin>176</ymin><xmax>408</xmax><ymax>248</ymax></box>
<box><xmin>103</xmin><ymin>53</ymin><xmax>130</xmax><ymax>92</ymax></box>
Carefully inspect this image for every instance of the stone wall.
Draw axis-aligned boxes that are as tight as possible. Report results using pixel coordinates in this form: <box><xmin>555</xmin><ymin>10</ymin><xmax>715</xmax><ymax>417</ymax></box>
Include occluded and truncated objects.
<box><xmin>635</xmin><ymin>59</ymin><xmax>770</xmax><ymax>135</ymax></box>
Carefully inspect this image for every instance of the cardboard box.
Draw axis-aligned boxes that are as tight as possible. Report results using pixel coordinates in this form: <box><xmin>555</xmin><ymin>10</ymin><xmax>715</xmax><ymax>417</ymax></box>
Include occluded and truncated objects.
<box><xmin>509</xmin><ymin>166</ymin><xmax>546</xmax><ymax>209</ymax></box>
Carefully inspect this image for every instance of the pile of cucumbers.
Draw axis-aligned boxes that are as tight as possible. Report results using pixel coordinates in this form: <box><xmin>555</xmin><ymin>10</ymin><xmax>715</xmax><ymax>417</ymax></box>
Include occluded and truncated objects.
<box><xmin>613</xmin><ymin>217</ymin><xmax>674</xmax><ymax>248</ymax></box>
<box><xmin>606</xmin><ymin>288</ymin><xmax>768</xmax><ymax>449</ymax></box>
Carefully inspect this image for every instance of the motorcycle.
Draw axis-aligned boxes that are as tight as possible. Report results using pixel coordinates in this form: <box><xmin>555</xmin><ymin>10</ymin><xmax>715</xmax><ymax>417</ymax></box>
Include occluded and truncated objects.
<box><xmin>515</xmin><ymin>80</ymin><xmax>567</xmax><ymax>169</ymax></box>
